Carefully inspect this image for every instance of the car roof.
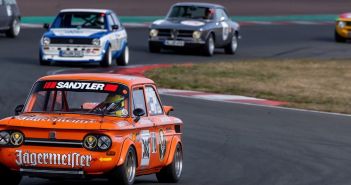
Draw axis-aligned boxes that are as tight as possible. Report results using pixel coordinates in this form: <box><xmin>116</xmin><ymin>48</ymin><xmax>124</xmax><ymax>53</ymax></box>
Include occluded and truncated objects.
<box><xmin>38</xmin><ymin>73</ymin><xmax>155</xmax><ymax>87</ymax></box>
<box><xmin>173</xmin><ymin>2</ymin><xmax>224</xmax><ymax>9</ymax></box>
<box><xmin>60</xmin><ymin>9</ymin><xmax>112</xmax><ymax>14</ymax></box>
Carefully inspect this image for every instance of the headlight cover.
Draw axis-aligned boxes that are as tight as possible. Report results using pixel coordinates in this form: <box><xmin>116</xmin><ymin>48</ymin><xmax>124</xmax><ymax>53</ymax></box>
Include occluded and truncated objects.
<box><xmin>193</xmin><ymin>31</ymin><xmax>202</xmax><ymax>39</ymax></box>
<box><xmin>0</xmin><ymin>131</ymin><xmax>10</xmax><ymax>145</ymax></box>
<box><xmin>83</xmin><ymin>135</ymin><xmax>98</xmax><ymax>150</ymax></box>
<box><xmin>10</xmin><ymin>132</ymin><xmax>24</xmax><ymax>146</ymax></box>
<box><xmin>98</xmin><ymin>136</ymin><xmax>112</xmax><ymax>150</ymax></box>
<box><xmin>150</xmin><ymin>29</ymin><xmax>158</xmax><ymax>37</ymax></box>
<box><xmin>43</xmin><ymin>37</ymin><xmax>50</xmax><ymax>45</ymax></box>
<box><xmin>338</xmin><ymin>21</ymin><xmax>346</xmax><ymax>28</ymax></box>
<box><xmin>92</xmin><ymin>39</ymin><xmax>101</xmax><ymax>46</ymax></box>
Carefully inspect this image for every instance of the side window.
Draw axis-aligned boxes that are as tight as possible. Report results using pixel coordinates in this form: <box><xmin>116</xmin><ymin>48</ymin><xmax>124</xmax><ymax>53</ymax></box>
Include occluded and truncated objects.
<box><xmin>0</xmin><ymin>0</ymin><xmax>3</xmax><ymax>5</ymax></box>
<box><xmin>111</xmin><ymin>13</ymin><xmax>121</xmax><ymax>27</ymax></box>
<box><xmin>107</xmin><ymin>15</ymin><xmax>115</xmax><ymax>30</ymax></box>
<box><xmin>216</xmin><ymin>8</ymin><xmax>229</xmax><ymax>21</ymax></box>
<box><xmin>132</xmin><ymin>87</ymin><xmax>147</xmax><ymax>116</ymax></box>
<box><xmin>4</xmin><ymin>0</ymin><xmax>15</xmax><ymax>5</ymax></box>
<box><xmin>145</xmin><ymin>86</ymin><xmax>163</xmax><ymax>115</ymax></box>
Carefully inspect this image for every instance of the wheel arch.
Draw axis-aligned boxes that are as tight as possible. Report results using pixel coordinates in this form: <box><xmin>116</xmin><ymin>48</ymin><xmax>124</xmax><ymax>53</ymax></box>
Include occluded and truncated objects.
<box><xmin>164</xmin><ymin>135</ymin><xmax>182</xmax><ymax>166</ymax></box>
<box><xmin>117</xmin><ymin>138</ymin><xmax>138</xmax><ymax>168</ymax></box>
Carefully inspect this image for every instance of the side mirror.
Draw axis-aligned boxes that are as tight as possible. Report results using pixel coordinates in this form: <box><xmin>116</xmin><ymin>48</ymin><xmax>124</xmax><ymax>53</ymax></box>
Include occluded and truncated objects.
<box><xmin>133</xmin><ymin>108</ymin><xmax>145</xmax><ymax>122</ymax></box>
<box><xmin>220</xmin><ymin>17</ymin><xmax>225</xmax><ymax>22</ymax></box>
<box><xmin>43</xmin><ymin>23</ymin><xmax>50</xmax><ymax>30</ymax></box>
<box><xmin>15</xmin><ymin>105</ymin><xmax>24</xmax><ymax>115</ymax></box>
<box><xmin>112</xmin><ymin>25</ymin><xmax>119</xmax><ymax>30</ymax></box>
<box><xmin>163</xmin><ymin>106</ymin><xmax>174</xmax><ymax>115</ymax></box>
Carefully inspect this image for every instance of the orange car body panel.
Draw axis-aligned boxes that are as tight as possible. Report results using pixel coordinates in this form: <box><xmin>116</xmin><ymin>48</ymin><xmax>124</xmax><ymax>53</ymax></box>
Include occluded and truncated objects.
<box><xmin>0</xmin><ymin>73</ymin><xmax>183</xmax><ymax>177</ymax></box>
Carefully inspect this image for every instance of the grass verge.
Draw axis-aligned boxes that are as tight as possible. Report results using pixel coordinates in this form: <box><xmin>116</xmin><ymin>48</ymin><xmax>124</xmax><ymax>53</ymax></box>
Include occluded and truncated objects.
<box><xmin>145</xmin><ymin>59</ymin><xmax>351</xmax><ymax>114</ymax></box>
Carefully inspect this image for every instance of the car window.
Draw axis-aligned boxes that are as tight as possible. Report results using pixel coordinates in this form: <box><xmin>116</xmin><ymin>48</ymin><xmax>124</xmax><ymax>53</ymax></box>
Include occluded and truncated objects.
<box><xmin>52</xmin><ymin>12</ymin><xmax>107</xmax><ymax>29</ymax></box>
<box><xmin>111</xmin><ymin>13</ymin><xmax>121</xmax><ymax>27</ymax></box>
<box><xmin>132</xmin><ymin>87</ymin><xmax>147</xmax><ymax>116</ymax></box>
<box><xmin>107</xmin><ymin>15</ymin><xmax>115</xmax><ymax>30</ymax></box>
<box><xmin>4</xmin><ymin>0</ymin><xmax>16</xmax><ymax>5</ymax></box>
<box><xmin>145</xmin><ymin>86</ymin><xmax>163</xmax><ymax>115</ymax></box>
<box><xmin>0</xmin><ymin>0</ymin><xmax>3</xmax><ymax>5</ymax></box>
<box><xmin>216</xmin><ymin>8</ymin><xmax>229</xmax><ymax>21</ymax></box>
<box><xmin>168</xmin><ymin>6</ymin><xmax>214</xmax><ymax>20</ymax></box>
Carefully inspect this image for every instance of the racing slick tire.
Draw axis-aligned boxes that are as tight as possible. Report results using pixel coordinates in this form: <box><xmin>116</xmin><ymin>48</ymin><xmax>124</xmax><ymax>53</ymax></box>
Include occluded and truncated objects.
<box><xmin>39</xmin><ymin>53</ymin><xmax>50</xmax><ymax>66</ymax></box>
<box><xmin>0</xmin><ymin>165</ymin><xmax>22</xmax><ymax>185</ymax></box>
<box><xmin>5</xmin><ymin>18</ymin><xmax>20</xmax><ymax>38</ymax></box>
<box><xmin>116</xmin><ymin>45</ymin><xmax>129</xmax><ymax>66</ymax></box>
<box><xmin>203</xmin><ymin>34</ymin><xmax>215</xmax><ymax>56</ymax></box>
<box><xmin>335</xmin><ymin>30</ymin><xmax>346</xmax><ymax>43</ymax></box>
<box><xmin>224</xmin><ymin>33</ymin><xmax>238</xmax><ymax>54</ymax></box>
<box><xmin>149</xmin><ymin>42</ymin><xmax>161</xmax><ymax>53</ymax></box>
<box><xmin>100</xmin><ymin>46</ymin><xmax>113</xmax><ymax>67</ymax></box>
<box><xmin>156</xmin><ymin>143</ymin><xmax>183</xmax><ymax>183</ymax></box>
<box><xmin>109</xmin><ymin>147</ymin><xmax>137</xmax><ymax>185</ymax></box>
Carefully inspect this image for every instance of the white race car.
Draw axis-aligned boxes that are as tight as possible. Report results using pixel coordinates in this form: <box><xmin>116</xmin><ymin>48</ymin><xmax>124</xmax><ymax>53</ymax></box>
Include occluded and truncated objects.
<box><xmin>39</xmin><ymin>9</ymin><xmax>129</xmax><ymax>67</ymax></box>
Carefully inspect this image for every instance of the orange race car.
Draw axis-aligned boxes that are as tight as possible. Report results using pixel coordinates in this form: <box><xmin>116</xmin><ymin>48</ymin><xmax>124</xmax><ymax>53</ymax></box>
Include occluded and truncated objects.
<box><xmin>335</xmin><ymin>12</ymin><xmax>351</xmax><ymax>42</ymax></box>
<box><xmin>0</xmin><ymin>73</ymin><xmax>183</xmax><ymax>185</ymax></box>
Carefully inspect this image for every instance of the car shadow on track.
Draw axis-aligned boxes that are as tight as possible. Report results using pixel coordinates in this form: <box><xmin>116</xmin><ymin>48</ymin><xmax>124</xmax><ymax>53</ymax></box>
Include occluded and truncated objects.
<box><xmin>28</xmin><ymin>178</ymin><xmax>159</xmax><ymax>185</ymax></box>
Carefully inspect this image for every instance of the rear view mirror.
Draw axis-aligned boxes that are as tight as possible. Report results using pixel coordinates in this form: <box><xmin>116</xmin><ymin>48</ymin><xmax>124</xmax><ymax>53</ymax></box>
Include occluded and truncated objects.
<box><xmin>163</xmin><ymin>106</ymin><xmax>174</xmax><ymax>115</ymax></box>
<box><xmin>15</xmin><ymin>105</ymin><xmax>24</xmax><ymax>115</ymax></box>
<box><xmin>133</xmin><ymin>108</ymin><xmax>145</xmax><ymax>122</ymax></box>
<box><xmin>43</xmin><ymin>23</ymin><xmax>50</xmax><ymax>30</ymax></box>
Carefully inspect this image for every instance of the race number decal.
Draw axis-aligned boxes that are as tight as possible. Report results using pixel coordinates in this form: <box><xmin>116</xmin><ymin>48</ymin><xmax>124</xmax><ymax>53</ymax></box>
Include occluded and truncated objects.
<box><xmin>159</xmin><ymin>129</ymin><xmax>167</xmax><ymax>160</ymax></box>
<box><xmin>6</xmin><ymin>6</ymin><xmax>12</xmax><ymax>16</ymax></box>
<box><xmin>140</xmin><ymin>130</ymin><xmax>151</xmax><ymax>166</ymax></box>
<box><xmin>151</xmin><ymin>132</ymin><xmax>157</xmax><ymax>153</ymax></box>
<box><xmin>221</xmin><ymin>22</ymin><xmax>230</xmax><ymax>41</ymax></box>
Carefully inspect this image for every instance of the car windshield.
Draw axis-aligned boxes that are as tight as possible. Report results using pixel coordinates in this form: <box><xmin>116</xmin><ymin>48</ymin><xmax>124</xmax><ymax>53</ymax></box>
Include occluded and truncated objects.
<box><xmin>51</xmin><ymin>12</ymin><xmax>107</xmax><ymax>29</ymax></box>
<box><xmin>168</xmin><ymin>6</ymin><xmax>214</xmax><ymax>20</ymax></box>
<box><xmin>24</xmin><ymin>81</ymin><xmax>130</xmax><ymax>117</ymax></box>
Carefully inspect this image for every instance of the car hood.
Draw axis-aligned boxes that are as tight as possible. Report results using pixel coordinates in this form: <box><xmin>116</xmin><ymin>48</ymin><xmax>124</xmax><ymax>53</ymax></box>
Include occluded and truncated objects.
<box><xmin>151</xmin><ymin>18</ymin><xmax>210</xmax><ymax>30</ymax></box>
<box><xmin>1</xmin><ymin>114</ymin><xmax>132</xmax><ymax>130</ymax></box>
<box><xmin>44</xmin><ymin>28</ymin><xmax>108</xmax><ymax>38</ymax></box>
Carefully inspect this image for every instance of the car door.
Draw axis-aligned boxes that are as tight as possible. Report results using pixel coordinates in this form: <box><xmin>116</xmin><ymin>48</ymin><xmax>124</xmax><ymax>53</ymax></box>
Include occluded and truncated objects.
<box><xmin>131</xmin><ymin>86</ymin><xmax>156</xmax><ymax>169</ymax></box>
<box><xmin>106</xmin><ymin>14</ymin><xmax>119</xmax><ymax>52</ymax></box>
<box><xmin>144</xmin><ymin>85</ymin><xmax>172</xmax><ymax>167</ymax></box>
<box><xmin>111</xmin><ymin>12</ymin><xmax>127</xmax><ymax>51</ymax></box>
<box><xmin>215</xmin><ymin>8</ymin><xmax>231</xmax><ymax>46</ymax></box>
<box><xmin>0</xmin><ymin>0</ymin><xmax>7</xmax><ymax>28</ymax></box>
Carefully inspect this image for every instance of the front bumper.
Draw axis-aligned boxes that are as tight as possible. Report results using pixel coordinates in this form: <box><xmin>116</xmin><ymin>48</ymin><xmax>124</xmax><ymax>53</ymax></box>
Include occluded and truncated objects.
<box><xmin>41</xmin><ymin>44</ymin><xmax>104</xmax><ymax>63</ymax></box>
<box><xmin>149</xmin><ymin>37</ymin><xmax>206</xmax><ymax>49</ymax></box>
<box><xmin>0</xmin><ymin>144</ymin><xmax>122</xmax><ymax>176</ymax></box>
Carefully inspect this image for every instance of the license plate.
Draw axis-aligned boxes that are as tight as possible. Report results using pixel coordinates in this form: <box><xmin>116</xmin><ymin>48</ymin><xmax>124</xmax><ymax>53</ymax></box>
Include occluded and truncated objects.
<box><xmin>164</xmin><ymin>40</ymin><xmax>185</xmax><ymax>47</ymax></box>
<box><xmin>60</xmin><ymin>50</ymin><xmax>84</xmax><ymax>57</ymax></box>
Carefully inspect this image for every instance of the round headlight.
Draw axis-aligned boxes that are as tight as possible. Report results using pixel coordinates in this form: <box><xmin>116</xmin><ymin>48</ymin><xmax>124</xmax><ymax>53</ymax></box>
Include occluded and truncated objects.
<box><xmin>92</xmin><ymin>39</ymin><xmax>101</xmax><ymax>46</ymax></box>
<box><xmin>83</xmin><ymin>135</ymin><xmax>98</xmax><ymax>150</ymax></box>
<box><xmin>338</xmin><ymin>21</ymin><xmax>346</xmax><ymax>28</ymax></box>
<box><xmin>0</xmin><ymin>131</ymin><xmax>10</xmax><ymax>145</ymax></box>
<box><xmin>43</xmin><ymin>37</ymin><xmax>50</xmax><ymax>45</ymax></box>
<box><xmin>10</xmin><ymin>132</ymin><xmax>24</xmax><ymax>146</ymax></box>
<box><xmin>193</xmin><ymin>31</ymin><xmax>202</xmax><ymax>39</ymax></box>
<box><xmin>150</xmin><ymin>29</ymin><xmax>158</xmax><ymax>37</ymax></box>
<box><xmin>98</xmin><ymin>136</ymin><xmax>112</xmax><ymax>150</ymax></box>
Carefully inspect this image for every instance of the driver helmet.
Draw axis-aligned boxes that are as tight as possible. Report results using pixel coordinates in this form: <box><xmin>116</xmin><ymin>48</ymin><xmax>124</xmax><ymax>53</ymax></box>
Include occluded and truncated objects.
<box><xmin>104</xmin><ymin>94</ymin><xmax>127</xmax><ymax>117</ymax></box>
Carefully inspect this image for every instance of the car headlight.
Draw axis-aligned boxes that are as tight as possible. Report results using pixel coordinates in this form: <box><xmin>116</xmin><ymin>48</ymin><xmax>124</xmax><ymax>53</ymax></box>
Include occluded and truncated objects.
<box><xmin>83</xmin><ymin>135</ymin><xmax>98</xmax><ymax>150</ymax></box>
<box><xmin>43</xmin><ymin>37</ymin><xmax>50</xmax><ymax>45</ymax></box>
<box><xmin>98</xmin><ymin>136</ymin><xmax>112</xmax><ymax>150</ymax></box>
<box><xmin>0</xmin><ymin>131</ymin><xmax>10</xmax><ymax>145</ymax></box>
<box><xmin>338</xmin><ymin>21</ymin><xmax>346</xmax><ymax>28</ymax></box>
<box><xmin>92</xmin><ymin>39</ymin><xmax>101</xmax><ymax>46</ymax></box>
<box><xmin>10</xmin><ymin>132</ymin><xmax>24</xmax><ymax>146</ymax></box>
<box><xmin>193</xmin><ymin>31</ymin><xmax>202</xmax><ymax>39</ymax></box>
<box><xmin>150</xmin><ymin>29</ymin><xmax>158</xmax><ymax>37</ymax></box>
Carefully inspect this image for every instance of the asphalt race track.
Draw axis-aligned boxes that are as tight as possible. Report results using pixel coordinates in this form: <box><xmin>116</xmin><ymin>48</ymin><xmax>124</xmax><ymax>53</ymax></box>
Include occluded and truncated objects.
<box><xmin>2</xmin><ymin>25</ymin><xmax>351</xmax><ymax>185</ymax></box>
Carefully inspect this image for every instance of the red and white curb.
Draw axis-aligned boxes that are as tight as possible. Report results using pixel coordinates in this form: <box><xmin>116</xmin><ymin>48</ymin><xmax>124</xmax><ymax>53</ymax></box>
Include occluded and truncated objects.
<box><xmin>21</xmin><ymin>21</ymin><xmax>334</xmax><ymax>29</ymax></box>
<box><xmin>158</xmin><ymin>88</ymin><xmax>287</xmax><ymax>106</ymax></box>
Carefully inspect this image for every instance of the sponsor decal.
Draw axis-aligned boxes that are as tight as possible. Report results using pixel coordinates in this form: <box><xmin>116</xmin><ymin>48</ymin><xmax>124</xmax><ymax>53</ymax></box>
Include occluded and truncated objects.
<box><xmin>151</xmin><ymin>132</ymin><xmax>157</xmax><ymax>153</ymax></box>
<box><xmin>159</xmin><ymin>129</ymin><xmax>166</xmax><ymax>160</ymax></box>
<box><xmin>160</xmin><ymin>116</ymin><xmax>171</xmax><ymax>124</ymax></box>
<box><xmin>116</xmin><ymin>121</ymin><xmax>129</xmax><ymax>127</ymax></box>
<box><xmin>6</xmin><ymin>6</ymin><xmax>12</xmax><ymax>16</ymax></box>
<box><xmin>139</xmin><ymin>118</ymin><xmax>153</xmax><ymax>125</ymax></box>
<box><xmin>140</xmin><ymin>130</ymin><xmax>150</xmax><ymax>167</ymax></box>
<box><xmin>181</xmin><ymin>20</ymin><xmax>205</xmax><ymax>26</ymax></box>
<box><xmin>221</xmin><ymin>22</ymin><xmax>230</xmax><ymax>41</ymax></box>
<box><xmin>83</xmin><ymin>135</ymin><xmax>97</xmax><ymax>149</ymax></box>
<box><xmin>43</xmin><ymin>81</ymin><xmax>119</xmax><ymax>92</ymax></box>
<box><xmin>16</xmin><ymin>150</ymin><xmax>92</xmax><ymax>168</ymax></box>
<box><xmin>10</xmin><ymin>132</ymin><xmax>24</xmax><ymax>146</ymax></box>
<box><xmin>17</xmin><ymin>115</ymin><xmax>96</xmax><ymax>124</ymax></box>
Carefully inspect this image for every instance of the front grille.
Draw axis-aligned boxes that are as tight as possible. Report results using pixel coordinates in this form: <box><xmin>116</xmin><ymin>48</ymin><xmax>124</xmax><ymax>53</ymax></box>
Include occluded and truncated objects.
<box><xmin>24</xmin><ymin>138</ymin><xmax>83</xmax><ymax>148</ymax></box>
<box><xmin>158</xmin><ymin>29</ymin><xmax>193</xmax><ymax>38</ymax></box>
<box><xmin>50</xmin><ymin>38</ymin><xmax>93</xmax><ymax>45</ymax></box>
